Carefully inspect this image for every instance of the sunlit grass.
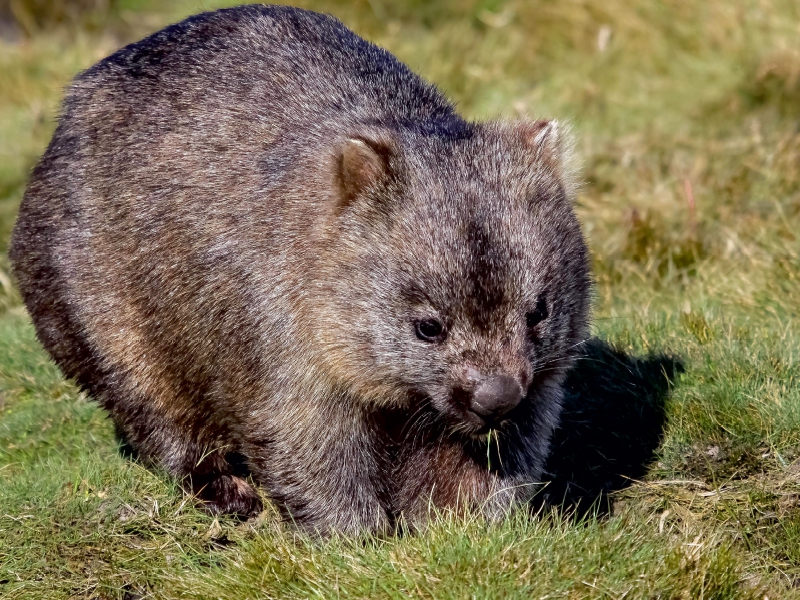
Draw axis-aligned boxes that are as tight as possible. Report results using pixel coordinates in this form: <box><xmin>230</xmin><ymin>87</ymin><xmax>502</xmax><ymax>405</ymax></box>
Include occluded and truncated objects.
<box><xmin>1</xmin><ymin>0</ymin><xmax>799</xmax><ymax>597</ymax></box>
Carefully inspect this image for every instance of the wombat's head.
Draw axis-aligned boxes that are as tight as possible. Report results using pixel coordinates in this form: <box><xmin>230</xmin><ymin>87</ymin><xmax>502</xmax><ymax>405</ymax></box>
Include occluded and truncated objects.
<box><xmin>316</xmin><ymin>120</ymin><xmax>590</xmax><ymax>437</ymax></box>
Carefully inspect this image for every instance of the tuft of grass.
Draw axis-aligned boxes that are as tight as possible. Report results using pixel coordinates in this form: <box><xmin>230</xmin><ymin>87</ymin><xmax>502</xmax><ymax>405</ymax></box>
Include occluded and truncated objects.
<box><xmin>165</xmin><ymin>509</ymin><xmax>750</xmax><ymax>600</ymax></box>
<box><xmin>1</xmin><ymin>0</ymin><xmax>799</xmax><ymax>597</ymax></box>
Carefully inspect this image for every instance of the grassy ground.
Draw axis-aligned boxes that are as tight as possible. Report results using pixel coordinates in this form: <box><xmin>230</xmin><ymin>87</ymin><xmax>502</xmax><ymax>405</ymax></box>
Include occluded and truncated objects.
<box><xmin>1</xmin><ymin>0</ymin><xmax>800</xmax><ymax>597</ymax></box>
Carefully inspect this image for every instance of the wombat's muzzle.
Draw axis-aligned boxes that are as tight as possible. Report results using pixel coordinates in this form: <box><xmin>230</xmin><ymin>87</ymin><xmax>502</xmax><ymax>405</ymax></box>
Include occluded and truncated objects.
<box><xmin>468</xmin><ymin>375</ymin><xmax>524</xmax><ymax>427</ymax></box>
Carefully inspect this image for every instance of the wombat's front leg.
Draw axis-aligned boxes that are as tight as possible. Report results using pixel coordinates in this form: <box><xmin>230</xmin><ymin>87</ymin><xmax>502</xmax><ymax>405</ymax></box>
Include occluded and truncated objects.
<box><xmin>394</xmin><ymin>440</ymin><xmax>509</xmax><ymax>528</ymax></box>
<box><xmin>244</xmin><ymin>402</ymin><xmax>393</xmax><ymax>535</ymax></box>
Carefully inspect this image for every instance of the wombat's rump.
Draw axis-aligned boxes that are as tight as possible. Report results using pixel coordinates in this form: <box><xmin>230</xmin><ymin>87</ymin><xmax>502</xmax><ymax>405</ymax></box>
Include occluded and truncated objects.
<box><xmin>10</xmin><ymin>4</ymin><xmax>591</xmax><ymax>534</ymax></box>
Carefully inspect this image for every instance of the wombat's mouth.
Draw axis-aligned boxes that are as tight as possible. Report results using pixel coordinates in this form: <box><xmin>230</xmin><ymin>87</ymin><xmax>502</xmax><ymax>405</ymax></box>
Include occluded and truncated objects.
<box><xmin>470</xmin><ymin>414</ymin><xmax>514</xmax><ymax>436</ymax></box>
<box><xmin>447</xmin><ymin>404</ymin><xmax>513</xmax><ymax>439</ymax></box>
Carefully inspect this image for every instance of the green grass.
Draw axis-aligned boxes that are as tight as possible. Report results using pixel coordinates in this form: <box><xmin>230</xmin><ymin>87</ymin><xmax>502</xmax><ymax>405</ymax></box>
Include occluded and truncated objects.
<box><xmin>1</xmin><ymin>0</ymin><xmax>800</xmax><ymax>597</ymax></box>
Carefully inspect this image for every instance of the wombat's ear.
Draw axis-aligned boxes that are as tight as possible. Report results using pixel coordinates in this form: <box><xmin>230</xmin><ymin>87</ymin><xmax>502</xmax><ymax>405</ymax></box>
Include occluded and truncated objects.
<box><xmin>516</xmin><ymin>120</ymin><xmax>564</xmax><ymax>165</ymax></box>
<box><xmin>509</xmin><ymin>119</ymin><xmax>578</xmax><ymax>195</ymax></box>
<box><xmin>336</xmin><ymin>132</ymin><xmax>395</xmax><ymax>210</ymax></box>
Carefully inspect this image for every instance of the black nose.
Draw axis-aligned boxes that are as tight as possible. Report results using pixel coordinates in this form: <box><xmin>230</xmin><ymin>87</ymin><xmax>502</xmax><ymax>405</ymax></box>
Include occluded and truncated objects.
<box><xmin>469</xmin><ymin>375</ymin><xmax>523</xmax><ymax>423</ymax></box>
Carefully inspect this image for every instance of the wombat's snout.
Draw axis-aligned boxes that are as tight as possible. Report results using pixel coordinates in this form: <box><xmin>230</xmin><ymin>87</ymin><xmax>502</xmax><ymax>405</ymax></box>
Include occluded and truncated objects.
<box><xmin>468</xmin><ymin>375</ymin><xmax>524</xmax><ymax>426</ymax></box>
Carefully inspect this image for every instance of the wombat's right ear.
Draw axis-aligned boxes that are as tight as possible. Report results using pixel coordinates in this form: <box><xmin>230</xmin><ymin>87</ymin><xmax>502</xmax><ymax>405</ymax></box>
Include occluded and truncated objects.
<box><xmin>336</xmin><ymin>133</ymin><xmax>395</xmax><ymax>210</ymax></box>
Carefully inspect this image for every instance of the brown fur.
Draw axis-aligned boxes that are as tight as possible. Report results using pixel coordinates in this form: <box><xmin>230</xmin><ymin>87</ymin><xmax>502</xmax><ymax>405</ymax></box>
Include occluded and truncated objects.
<box><xmin>10</xmin><ymin>5</ymin><xmax>590</xmax><ymax>534</ymax></box>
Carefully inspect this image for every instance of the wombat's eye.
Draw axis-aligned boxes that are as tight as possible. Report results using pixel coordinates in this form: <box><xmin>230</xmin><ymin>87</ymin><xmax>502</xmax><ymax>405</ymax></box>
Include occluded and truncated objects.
<box><xmin>526</xmin><ymin>296</ymin><xmax>549</xmax><ymax>328</ymax></box>
<box><xmin>415</xmin><ymin>318</ymin><xmax>446</xmax><ymax>342</ymax></box>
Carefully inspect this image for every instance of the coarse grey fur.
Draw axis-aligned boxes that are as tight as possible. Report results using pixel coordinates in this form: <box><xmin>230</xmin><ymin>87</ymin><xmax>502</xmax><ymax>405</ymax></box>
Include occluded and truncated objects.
<box><xmin>10</xmin><ymin>4</ymin><xmax>591</xmax><ymax>535</ymax></box>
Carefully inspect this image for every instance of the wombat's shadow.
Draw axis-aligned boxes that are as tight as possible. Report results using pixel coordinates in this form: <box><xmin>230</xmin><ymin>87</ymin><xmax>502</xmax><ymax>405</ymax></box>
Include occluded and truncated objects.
<box><xmin>535</xmin><ymin>337</ymin><xmax>682</xmax><ymax>517</ymax></box>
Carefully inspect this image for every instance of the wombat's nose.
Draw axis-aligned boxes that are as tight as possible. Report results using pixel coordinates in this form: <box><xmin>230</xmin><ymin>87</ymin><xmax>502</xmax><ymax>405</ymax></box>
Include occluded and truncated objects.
<box><xmin>470</xmin><ymin>375</ymin><xmax>523</xmax><ymax>423</ymax></box>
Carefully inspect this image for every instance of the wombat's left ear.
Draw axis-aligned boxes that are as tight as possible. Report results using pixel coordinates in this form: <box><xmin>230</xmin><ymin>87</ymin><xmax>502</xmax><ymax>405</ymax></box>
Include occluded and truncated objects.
<box><xmin>517</xmin><ymin>119</ymin><xmax>562</xmax><ymax>158</ymax></box>
<box><xmin>505</xmin><ymin>119</ymin><xmax>579</xmax><ymax>202</ymax></box>
<box><xmin>336</xmin><ymin>131</ymin><xmax>396</xmax><ymax>211</ymax></box>
<box><xmin>510</xmin><ymin>121</ymin><xmax>577</xmax><ymax>178</ymax></box>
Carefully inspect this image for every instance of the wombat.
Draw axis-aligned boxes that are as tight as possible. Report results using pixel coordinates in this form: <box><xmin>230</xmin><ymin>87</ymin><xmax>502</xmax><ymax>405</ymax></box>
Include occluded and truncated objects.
<box><xmin>10</xmin><ymin>4</ymin><xmax>590</xmax><ymax>534</ymax></box>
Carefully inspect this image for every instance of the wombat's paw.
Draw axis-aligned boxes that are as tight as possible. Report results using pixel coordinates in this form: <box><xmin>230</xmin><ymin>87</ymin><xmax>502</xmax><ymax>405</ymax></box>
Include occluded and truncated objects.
<box><xmin>197</xmin><ymin>475</ymin><xmax>263</xmax><ymax>518</ymax></box>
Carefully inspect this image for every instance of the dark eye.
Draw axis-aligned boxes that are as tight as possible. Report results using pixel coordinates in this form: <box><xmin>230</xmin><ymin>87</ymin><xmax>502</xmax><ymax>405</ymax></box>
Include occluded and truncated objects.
<box><xmin>415</xmin><ymin>318</ymin><xmax>446</xmax><ymax>342</ymax></box>
<box><xmin>526</xmin><ymin>296</ymin><xmax>549</xmax><ymax>328</ymax></box>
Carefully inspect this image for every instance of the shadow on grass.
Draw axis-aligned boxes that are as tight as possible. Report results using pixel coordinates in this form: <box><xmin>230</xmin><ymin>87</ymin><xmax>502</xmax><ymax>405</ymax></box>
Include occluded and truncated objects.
<box><xmin>537</xmin><ymin>338</ymin><xmax>682</xmax><ymax>517</ymax></box>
